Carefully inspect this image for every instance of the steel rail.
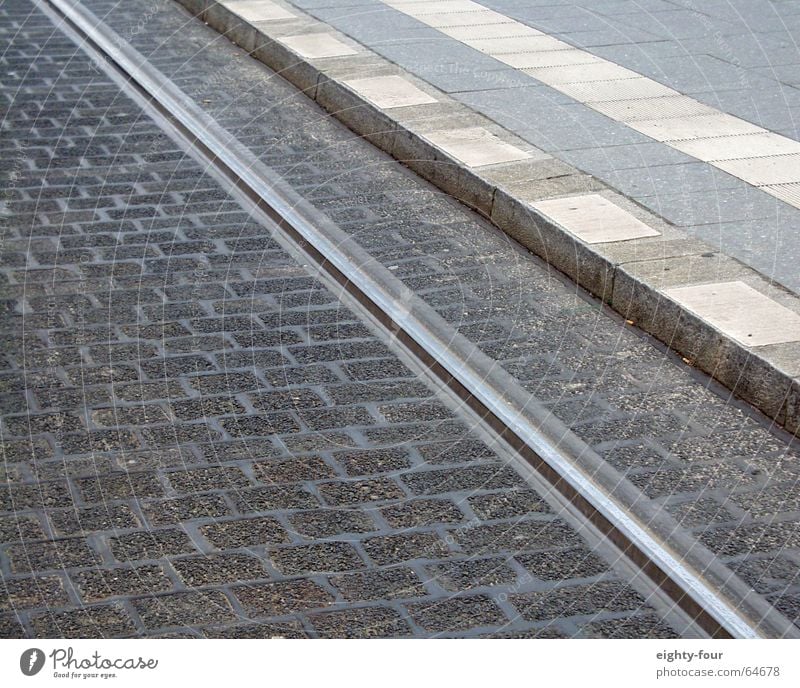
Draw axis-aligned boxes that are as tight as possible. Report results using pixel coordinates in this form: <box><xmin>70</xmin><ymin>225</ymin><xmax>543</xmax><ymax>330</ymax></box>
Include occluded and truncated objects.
<box><xmin>37</xmin><ymin>0</ymin><xmax>800</xmax><ymax>639</ymax></box>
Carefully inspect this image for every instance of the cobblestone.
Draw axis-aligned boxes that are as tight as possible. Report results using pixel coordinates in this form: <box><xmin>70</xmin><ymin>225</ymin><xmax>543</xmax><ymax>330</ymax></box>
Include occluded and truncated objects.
<box><xmin>427</xmin><ymin>557</ymin><xmax>519</xmax><ymax>592</ymax></box>
<box><xmin>232</xmin><ymin>580</ymin><xmax>335</xmax><ymax>618</ymax></box>
<box><xmin>1</xmin><ymin>576</ymin><xmax>70</xmax><ymax>609</ymax></box>
<box><xmin>408</xmin><ymin>596</ymin><xmax>509</xmax><ymax>634</ymax></box>
<box><xmin>199</xmin><ymin>517</ymin><xmax>289</xmax><ymax>550</ymax></box>
<box><xmin>133</xmin><ymin>591</ymin><xmax>237</xmax><ymax>630</ymax></box>
<box><xmin>29</xmin><ymin>605</ymin><xmax>136</xmax><ymax>639</ymax></box>
<box><xmin>309</xmin><ymin>606</ymin><xmax>413</xmax><ymax>638</ymax></box>
<box><xmin>108</xmin><ymin>529</ymin><xmax>198</xmax><ymax>562</ymax></box>
<box><xmin>287</xmin><ymin>509</ymin><xmax>377</xmax><ymax>539</ymax></box>
<box><xmin>330</xmin><ymin>567</ymin><xmax>428</xmax><ymax>603</ymax></box>
<box><xmin>510</xmin><ymin>581</ymin><xmax>647</xmax><ymax>623</ymax></box>
<box><xmin>73</xmin><ymin>565</ymin><xmax>174</xmax><ymax>602</ymax></box>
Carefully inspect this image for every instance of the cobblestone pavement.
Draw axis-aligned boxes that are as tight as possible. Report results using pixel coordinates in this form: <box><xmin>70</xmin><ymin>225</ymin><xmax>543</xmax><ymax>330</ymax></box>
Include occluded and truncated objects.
<box><xmin>75</xmin><ymin>0</ymin><xmax>800</xmax><ymax>628</ymax></box>
<box><xmin>0</xmin><ymin>0</ymin><xmax>691</xmax><ymax>638</ymax></box>
<box><xmin>286</xmin><ymin>0</ymin><xmax>800</xmax><ymax>294</ymax></box>
<box><xmin>2</xmin><ymin>0</ymin><xmax>800</xmax><ymax>638</ymax></box>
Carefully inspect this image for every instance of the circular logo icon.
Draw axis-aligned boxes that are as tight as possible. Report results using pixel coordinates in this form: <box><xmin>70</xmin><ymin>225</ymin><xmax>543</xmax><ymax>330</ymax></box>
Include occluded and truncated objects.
<box><xmin>20</xmin><ymin>648</ymin><xmax>45</xmax><ymax>677</ymax></box>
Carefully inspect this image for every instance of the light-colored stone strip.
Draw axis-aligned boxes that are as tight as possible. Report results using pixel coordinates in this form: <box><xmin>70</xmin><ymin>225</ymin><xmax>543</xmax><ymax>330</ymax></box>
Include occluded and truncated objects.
<box><xmin>226</xmin><ymin>0</ymin><xmax>295</xmax><ymax>22</ymax></box>
<box><xmin>420</xmin><ymin>126</ymin><xmax>531</xmax><ymax>167</ymax></box>
<box><xmin>663</xmin><ymin>281</ymin><xmax>800</xmax><ymax>348</ymax></box>
<box><xmin>343</xmin><ymin>75</ymin><xmax>438</xmax><ymax>109</ymax></box>
<box><xmin>531</xmin><ymin>194</ymin><xmax>661</xmax><ymax>245</ymax></box>
<box><xmin>276</xmin><ymin>33</ymin><xmax>357</xmax><ymax>59</ymax></box>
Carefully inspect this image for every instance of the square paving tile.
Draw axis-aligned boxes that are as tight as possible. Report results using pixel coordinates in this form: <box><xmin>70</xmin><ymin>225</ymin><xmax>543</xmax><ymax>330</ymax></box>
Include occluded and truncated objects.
<box><xmin>662</xmin><ymin>281</ymin><xmax>800</xmax><ymax>347</ymax></box>
<box><xmin>524</xmin><ymin>62</ymin><xmax>641</xmax><ymax>85</ymax></box>
<box><xmin>712</xmin><ymin>154</ymin><xmax>800</xmax><ymax>186</ymax></box>
<box><xmin>387</xmin><ymin>0</ymin><xmax>485</xmax><ymax>15</ymax></box>
<box><xmin>531</xmin><ymin>193</ymin><xmax>661</xmax><ymax>244</ymax></box>
<box><xmin>463</xmin><ymin>35</ymin><xmax>572</xmax><ymax>55</ymax></box>
<box><xmin>629</xmin><ymin>113</ymin><xmax>764</xmax><ymax>141</ymax></box>
<box><xmin>225</xmin><ymin>0</ymin><xmax>295</xmax><ymax>22</ymax></box>
<box><xmin>418</xmin><ymin>11</ymin><xmax>515</xmax><ymax>28</ymax></box>
<box><xmin>496</xmin><ymin>49</ymin><xmax>603</xmax><ymax>70</ymax></box>
<box><xmin>439</xmin><ymin>24</ymin><xmax>543</xmax><ymax>40</ymax></box>
<box><xmin>590</xmin><ymin>95</ymin><xmax>718</xmax><ymax>122</ymax></box>
<box><xmin>670</xmin><ymin>133</ymin><xmax>800</xmax><ymax>161</ymax></box>
<box><xmin>343</xmin><ymin>75</ymin><xmax>438</xmax><ymax>109</ymax></box>
<box><xmin>558</xmin><ymin>78</ymin><xmax>679</xmax><ymax>102</ymax></box>
<box><xmin>277</xmin><ymin>33</ymin><xmax>358</xmax><ymax>59</ymax></box>
<box><xmin>422</xmin><ymin>126</ymin><xmax>531</xmax><ymax>167</ymax></box>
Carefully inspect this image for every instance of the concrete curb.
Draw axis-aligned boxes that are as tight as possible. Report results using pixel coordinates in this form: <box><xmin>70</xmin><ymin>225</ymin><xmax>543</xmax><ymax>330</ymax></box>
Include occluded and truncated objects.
<box><xmin>178</xmin><ymin>0</ymin><xmax>800</xmax><ymax>435</ymax></box>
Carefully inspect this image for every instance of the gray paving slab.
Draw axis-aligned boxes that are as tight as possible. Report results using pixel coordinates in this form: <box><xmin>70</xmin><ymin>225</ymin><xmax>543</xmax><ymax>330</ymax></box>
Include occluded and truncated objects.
<box><xmin>614</xmin><ymin>9</ymin><xmax>744</xmax><ymax>39</ymax></box>
<box><xmin>558</xmin><ymin>142</ymin><xmax>696</xmax><ymax>173</ymax></box>
<box><xmin>691</xmin><ymin>86</ymin><xmax>800</xmax><ymax>137</ymax></box>
<box><xmin>545</xmin><ymin>28</ymin><xmax>668</xmax><ymax>49</ymax></box>
<box><xmin>636</xmin><ymin>186</ymin><xmax>786</xmax><ymax>227</ymax></box>
<box><xmin>590</xmin><ymin>0</ymin><xmax>688</xmax><ymax>14</ymax></box>
<box><xmin>629</xmin><ymin>54</ymin><xmax>778</xmax><ymax>94</ymax></box>
<box><xmin>593</xmin><ymin>161</ymin><xmax>746</xmax><ymax>198</ymax></box>
<box><xmin>588</xmin><ymin>41</ymin><xmax>706</xmax><ymax>64</ymax></box>
<box><xmin>685</xmin><ymin>6</ymin><xmax>800</xmax><ymax>35</ymax></box>
<box><xmin>752</xmin><ymin>63</ymin><xmax>800</xmax><ymax>88</ymax></box>
<box><xmin>291</xmin><ymin>0</ymin><xmax>378</xmax><ymax>7</ymax></box>
<box><xmin>689</xmin><ymin>35</ymin><xmax>800</xmax><ymax>69</ymax></box>
<box><xmin>310</xmin><ymin>4</ymin><xmax>435</xmax><ymax>41</ymax></box>
<box><xmin>689</xmin><ymin>219</ymin><xmax>800</xmax><ymax>293</ymax></box>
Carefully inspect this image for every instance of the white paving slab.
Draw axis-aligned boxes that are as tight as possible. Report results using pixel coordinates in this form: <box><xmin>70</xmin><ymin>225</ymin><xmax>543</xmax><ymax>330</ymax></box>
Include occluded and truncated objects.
<box><xmin>277</xmin><ymin>33</ymin><xmax>358</xmax><ymax>59</ymax></box>
<box><xmin>415</xmin><ymin>10</ymin><xmax>512</xmax><ymax>27</ymax></box>
<box><xmin>663</xmin><ymin>281</ymin><xmax>800</xmax><ymax>347</ymax></box>
<box><xmin>629</xmin><ymin>113</ymin><xmax>764</xmax><ymax>141</ymax></box>
<box><xmin>225</xmin><ymin>0</ymin><xmax>295</xmax><ymax>22</ymax></box>
<box><xmin>495</xmin><ymin>50</ymin><xmax>602</xmax><ymax>70</ymax></box>
<box><xmin>422</xmin><ymin>126</ymin><xmax>531</xmax><ymax>167</ymax></box>
<box><xmin>464</xmin><ymin>35</ymin><xmax>573</xmax><ymax>55</ymax></box>
<box><xmin>531</xmin><ymin>194</ymin><xmax>661</xmax><ymax>244</ymax></box>
<box><xmin>557</xmin><ymin>78</ymin><xmax>679</xmax><ymax>102</ymax></box>
<box><xmin>439</xmin><ymin>24</ymin><xmax>542</xmax><ymax>40</ymax></box>
<box><xmin>712</xmin><ymin>154</ymin><xmax>800</xmax><ymax>186</ymax></box>
<box><xmin>386</xmin><ymin>0</ymin><xmax>485</xmax><ymax>14</ymax></box>
<box><xmin>524</xmin><ymin>62</ymin><xmax>641</xmax><ymax>85</ymax></box>
<box><xmin>343</xmin><ymin>75</ymin><xmax>438</xmax><ymax>109</ymax></box>
<box><xmin>590</xmin><ymin>95</ymin><xmax>718</xmax><ymax>122</ymax></box>
<box><xmin>670</xmin><ymin>133</ymin><xmax>800</xmax><ymax>161</ymax></box>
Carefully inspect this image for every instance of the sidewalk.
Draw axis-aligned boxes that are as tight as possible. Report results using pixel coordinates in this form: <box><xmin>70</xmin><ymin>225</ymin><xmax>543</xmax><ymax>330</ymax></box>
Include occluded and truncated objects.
<box><xmin>296</xmin><ymin>0</ymin><xmax>800</xmax><ymax>293</ymax></box>
<box><xmin>184</xmin><ymin>0</ymin><xmax>800</xmax><ymax>432</ymax></box>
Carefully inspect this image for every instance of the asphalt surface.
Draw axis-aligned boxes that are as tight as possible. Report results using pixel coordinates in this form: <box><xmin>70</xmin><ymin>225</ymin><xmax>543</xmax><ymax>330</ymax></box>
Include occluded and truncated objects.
<box><xmin>1</xmin><ymin>0</ymin><xmax>799</xmax><ymax>637</ymax></box>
